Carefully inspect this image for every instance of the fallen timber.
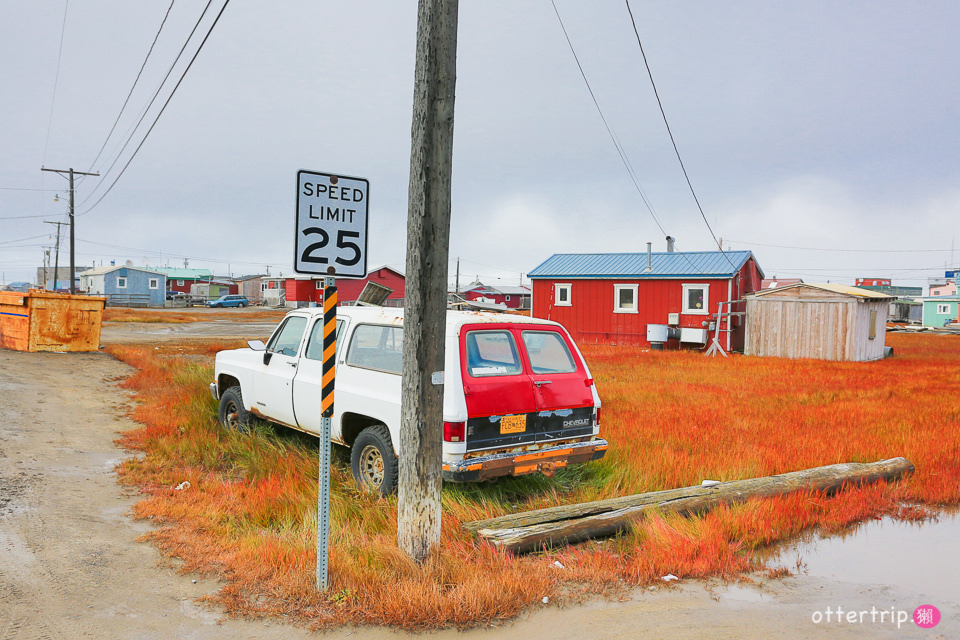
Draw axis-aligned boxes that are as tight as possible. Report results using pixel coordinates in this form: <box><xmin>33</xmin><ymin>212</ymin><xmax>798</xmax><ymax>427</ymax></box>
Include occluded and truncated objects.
<box><xmin>462</xmin><ymin>457</ymin><xmax>914</xmax><ymax>554</ymax></box>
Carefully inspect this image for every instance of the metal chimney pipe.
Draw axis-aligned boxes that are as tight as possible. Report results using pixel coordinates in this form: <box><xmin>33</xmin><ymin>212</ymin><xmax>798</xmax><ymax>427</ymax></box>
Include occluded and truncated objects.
<box><xmin>645</xmin><ymin>242</ymin><xmax>653</xmax><ymax>272</ymax></box>
<box><xmin>666</xmin><ymin>236</ymin><xmax>675</xmax><ymax>252</ymax></box>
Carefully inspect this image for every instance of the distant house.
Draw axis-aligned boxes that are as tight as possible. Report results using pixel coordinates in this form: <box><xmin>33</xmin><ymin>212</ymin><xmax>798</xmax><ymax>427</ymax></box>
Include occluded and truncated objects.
<box><xmin>528</xmin><ymin>248</ymin><xmax>764</xmax><ymax>350</ymax></box>
<box><xmin>930</xmin><ymin>282</ymin><xmax>958</xmax><ymax>297</ymax></box>
<box><xmin>336</xmin><ymin>266</ymin><xmax>406</xmax><ymax>307</ymax></box>
<box><xmin>745</xmin><ymin>283</ymin><xmax>891</xmax><ymax>361</ymax></box>
<box><xmin>151</xmin><ymin>267</ymin><xmax>215</xmax><ymax>295</ymax></box>
<box><xmin>190</xmin><ymin>280</ymin><xmax>236</xmax><ymax>301</ymax></box>
<box><xmin>261</xmin><ymin>277</ymin><xmax>286</xmax><ymax>306</ymax></box>
<box><xmin>36</xmin><ymin>265</ymin><xmax>93</xmax><ymax>291</ymax></box>
<box><xmin>760</xmin><ymin>278</ymin><xmax>802</xmax><ymax>290</ymax></box>
<box><xmin>236</xmin><ymin>274</ymin><xmax>266</xmax><ymax>304</ymax></box>
<box><xmin>461</xmin><ymin>282</ymin><xmax>531</xmax><ymax>310</ymax></box>
<box><xmin>79</xmin><ymin>266</ymin><xmax>166</xmax><ymax>307</ymax></box>
<box><xmin>921</xmin><ymin>296</ymin><xmax>960</xmax><ymax>328</ymax></box>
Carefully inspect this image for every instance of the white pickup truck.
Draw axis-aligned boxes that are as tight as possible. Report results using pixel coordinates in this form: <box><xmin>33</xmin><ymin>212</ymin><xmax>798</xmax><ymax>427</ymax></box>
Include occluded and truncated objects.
<box><xmin>210</xmin><ymin>306</ymin><xmax>607</xmax><ymax>494</ymax></box>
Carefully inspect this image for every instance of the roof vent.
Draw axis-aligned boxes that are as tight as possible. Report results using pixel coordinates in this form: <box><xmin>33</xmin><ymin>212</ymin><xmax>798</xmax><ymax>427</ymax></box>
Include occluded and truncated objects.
<box><xmin>645</xmin><ymin>242</ymin><xmax>653</xmax><ymax>272</ymax></box>
<box><xmin>666</xmin><ymin>236</ymin><xmax>675</xmax><ymax>252</ymax></box>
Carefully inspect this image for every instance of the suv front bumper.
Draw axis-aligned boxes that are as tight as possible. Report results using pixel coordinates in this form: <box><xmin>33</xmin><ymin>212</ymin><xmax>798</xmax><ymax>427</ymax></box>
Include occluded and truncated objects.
<box><xmin>442</xmin><ymin>438</ymin><xmax>608</xmax><ymax>483</ymax></box>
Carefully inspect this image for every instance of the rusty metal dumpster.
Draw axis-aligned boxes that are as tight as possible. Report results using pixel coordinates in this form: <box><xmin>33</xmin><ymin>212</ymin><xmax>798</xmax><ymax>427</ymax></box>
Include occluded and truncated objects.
<box><xmin>0</xmin><ymin>290</ymin><xmax>107</xmax><ymax>352</ymax></box>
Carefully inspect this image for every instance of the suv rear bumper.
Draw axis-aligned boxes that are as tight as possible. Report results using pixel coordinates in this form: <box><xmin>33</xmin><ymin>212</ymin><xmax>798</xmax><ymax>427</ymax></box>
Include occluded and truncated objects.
<box><xmin>442</xmin><ymin>438</ymin><xmax>608</xmax><ymax>483</ymax></box>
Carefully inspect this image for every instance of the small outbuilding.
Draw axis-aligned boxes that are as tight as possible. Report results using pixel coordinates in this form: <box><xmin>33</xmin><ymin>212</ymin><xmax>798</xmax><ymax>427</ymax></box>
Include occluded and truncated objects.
<box><xmin>744</xmin><ymin>283</ymin><xmax>892</xmax><ymax>361</ymax></box>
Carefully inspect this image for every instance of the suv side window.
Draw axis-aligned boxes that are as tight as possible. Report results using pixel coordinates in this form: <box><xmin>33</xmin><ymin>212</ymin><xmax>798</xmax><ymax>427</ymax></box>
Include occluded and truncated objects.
<box><xmin>346</xmin><ymin>324</ymin><xmax>403</xmax><ymax>374</ymax></box>
<box><xmin>267</xmin><ymin>316</ymin><xmax>307</xmax><ymax>356</ymax></box>
<box><xmin>522</xmin><ymin>331</ymin><xmax>576</xmax><ymax>374</ymax></box>
<box><xmin>465</xmin><ymin>330</ymin><xmax>522</xmax><ymax>377</ymax></box>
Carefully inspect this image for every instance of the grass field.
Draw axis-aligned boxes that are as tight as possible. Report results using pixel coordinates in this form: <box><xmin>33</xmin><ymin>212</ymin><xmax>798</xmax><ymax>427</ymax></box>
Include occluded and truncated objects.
<box><xmin>106</xmin><ymin>332</ymin><xmax>960</xmax><ymax>629</ymax></box>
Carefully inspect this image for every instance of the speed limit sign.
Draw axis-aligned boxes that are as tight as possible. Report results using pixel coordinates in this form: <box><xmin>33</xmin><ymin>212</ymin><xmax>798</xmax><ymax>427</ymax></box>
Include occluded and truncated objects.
<box><xmin>295</xmin><ymin>170</ymin><xmax>369</xmax><ymax>278</ymax></box>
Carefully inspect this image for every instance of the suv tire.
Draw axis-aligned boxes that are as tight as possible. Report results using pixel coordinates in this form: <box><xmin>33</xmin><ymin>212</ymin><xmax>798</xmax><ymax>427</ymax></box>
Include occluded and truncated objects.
<box><xmin>218</xmin><ymin>386</ymin><xmax>253</xmax><ymax>433</ymax></box>
<box><xmin>350</xmin><ymin>424</ymin><xmax>398</xmax><ymax>495</ymax></box>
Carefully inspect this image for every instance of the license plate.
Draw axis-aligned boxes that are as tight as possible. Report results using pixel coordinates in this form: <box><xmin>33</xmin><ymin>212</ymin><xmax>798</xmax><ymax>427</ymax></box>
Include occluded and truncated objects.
<box><xmin>499</xmin><ymin>414</ymin><xmax>527</xmax><ymax>434</ymax></box>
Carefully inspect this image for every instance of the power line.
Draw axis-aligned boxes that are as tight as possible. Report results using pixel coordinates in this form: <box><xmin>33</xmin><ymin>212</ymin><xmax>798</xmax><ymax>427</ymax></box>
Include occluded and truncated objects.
<box><xmin>85</xmin><ymin>0</ymin><xmax>177</xmax><ymax>173</ymax></box>
<box><xmin>550</xmin><ymin>0</ymin><xmax>665</xmax><ymax>237</ymax></box>
<box><xmin>42</xmin><ymin>0</ymin><xmax>70</xmax><ymax>164</ymax></box>
<box><xmin>79</xmin><ymin>0</ymin><xmax>228</xmax><ymax>214</ymax></box>
<box><xmin>624</xmin><ymin>0</ymin><xmax>736</xmax><ymax>271</ymax></box>
<box><xmin>729</xmin><ymin>239</ymin><xmax>956</xmax><ymax>253</ymax></box>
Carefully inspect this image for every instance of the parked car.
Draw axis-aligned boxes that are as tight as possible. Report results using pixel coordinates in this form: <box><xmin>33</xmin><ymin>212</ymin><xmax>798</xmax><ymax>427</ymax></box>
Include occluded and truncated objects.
<box><xmin>206</xmin><ymin>294</ymin><xmax>248</xmax><ymax>308</ymax></box>
<box><xmin>209</xmin><ymin>307</ymin><xmax>607</xmax><ymax>495</ymax></box>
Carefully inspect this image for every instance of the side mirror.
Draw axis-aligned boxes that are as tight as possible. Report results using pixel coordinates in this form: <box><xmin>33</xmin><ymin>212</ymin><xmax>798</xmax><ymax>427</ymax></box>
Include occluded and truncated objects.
<box><xmin>248</xmin><ymin>340</ymin><xmax>266</xmax><ymax>351</ymax></box>
<box><xmin>263</xmin><ymin>351</ymin><xmax>273</xmax><ymax>366</ymax></box>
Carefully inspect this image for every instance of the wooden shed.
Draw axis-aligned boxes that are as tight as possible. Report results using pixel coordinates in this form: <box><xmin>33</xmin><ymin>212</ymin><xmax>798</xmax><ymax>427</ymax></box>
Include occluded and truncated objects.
<box><xmin>744</xmin><ymin>283</ymin><xmax>891</xmax><ymax>361</ymax></box>
<box><xmin>0</xmin><ymin>290</ymin><xmax>107</xmax><ymax>352</ymax></box>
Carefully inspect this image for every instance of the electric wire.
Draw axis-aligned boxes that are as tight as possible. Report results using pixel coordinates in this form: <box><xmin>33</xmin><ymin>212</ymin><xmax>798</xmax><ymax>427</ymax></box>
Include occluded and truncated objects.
<box><xmin>728</xmin><ymin>239</ymin><xmax>955</xmax><ymax>253</ymax></box>
<box><xmin>624</xmin><ymin>0</ymin><xmax>737</xmax><ymax>271</ymax></box>
<box><xmin>85</xmin><ymin>0</ymin><xmax>176</xmax><ymax>174</ymax></box>
<box><xmin>78</xmin><ymin>0</ymin><xmax>226</xmax><ymax>214</ymax></box>
<box><xmin>42</xmin><ymin>0</ymin><xmax>70</xmax><ymax>164</ymax></box>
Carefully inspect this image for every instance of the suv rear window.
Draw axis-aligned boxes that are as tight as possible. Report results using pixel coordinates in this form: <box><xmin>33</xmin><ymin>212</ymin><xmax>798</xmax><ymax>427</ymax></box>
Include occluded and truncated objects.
<box><xmin>522</xmin><ymin>331</ymin><xmax>576</xmax><ymax>374</ymax></box>
<box><xmin>466</xmin><ymin>331</ymin><xmax>521</xmax><ymax>377</ymax></box>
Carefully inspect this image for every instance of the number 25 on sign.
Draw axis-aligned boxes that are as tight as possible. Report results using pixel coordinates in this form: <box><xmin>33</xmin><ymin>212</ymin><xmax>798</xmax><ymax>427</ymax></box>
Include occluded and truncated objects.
<box><xmin>295</xmin><ymin>170</ymin><xmax>369</xmax><ymax>278</ymax></box>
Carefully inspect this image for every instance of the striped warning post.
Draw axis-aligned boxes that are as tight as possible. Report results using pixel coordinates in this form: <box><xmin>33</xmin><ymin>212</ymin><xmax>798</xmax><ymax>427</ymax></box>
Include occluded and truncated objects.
<box><xmin>321</xmin><ymin>285</ymin><xmax>337</xmax><ymax>417</ymax></box>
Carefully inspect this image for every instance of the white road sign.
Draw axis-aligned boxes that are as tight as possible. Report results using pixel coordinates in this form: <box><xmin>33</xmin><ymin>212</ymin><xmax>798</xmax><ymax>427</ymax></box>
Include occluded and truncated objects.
<box><xmin>295</xmin><ymin>170</ymin><xmax>369</xmax><ymax>277</ymax></box>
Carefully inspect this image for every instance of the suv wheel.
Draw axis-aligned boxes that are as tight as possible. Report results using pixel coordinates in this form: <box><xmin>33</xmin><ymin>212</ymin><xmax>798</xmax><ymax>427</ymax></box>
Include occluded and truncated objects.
<box><xmin>350</xmin><ymin>424</ymin><xmax>398</xmax><ymax>495</ymax></box>
<box><xmin>218</xmin><ymin>386</ymin><xmax>253</xmax><ymax>433</ymax></box>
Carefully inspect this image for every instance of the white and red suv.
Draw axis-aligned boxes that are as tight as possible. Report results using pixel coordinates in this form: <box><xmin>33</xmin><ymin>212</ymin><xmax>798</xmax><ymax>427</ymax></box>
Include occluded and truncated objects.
<box><xmin>210</xmin><ymin>307</ymin><xmax>607</xmax><ymax>494</ymax></box>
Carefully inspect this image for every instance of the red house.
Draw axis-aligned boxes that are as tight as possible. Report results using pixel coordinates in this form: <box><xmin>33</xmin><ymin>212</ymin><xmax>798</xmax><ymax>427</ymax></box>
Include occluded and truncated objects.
<box><xmin>270</xmin><ymin>267</ymin><xmax>406</xmax><ymax>308</ymax></box>
<box><xmin>528</xmin><ymin>249</ymin><xmax>764</xmax><ymax>351</ymax></box>
<box><xmin>461</xmin><ymin>282</ymin><xmax>531</xmax><ymax>310</ymax></box>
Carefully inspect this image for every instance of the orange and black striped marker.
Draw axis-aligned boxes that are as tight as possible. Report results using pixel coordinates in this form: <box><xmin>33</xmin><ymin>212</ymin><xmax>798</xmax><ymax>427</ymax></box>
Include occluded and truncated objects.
<box><xmin>321</xmin><ymin>285</ymin><xmax>337</xmax><ymax>417</ymax></box>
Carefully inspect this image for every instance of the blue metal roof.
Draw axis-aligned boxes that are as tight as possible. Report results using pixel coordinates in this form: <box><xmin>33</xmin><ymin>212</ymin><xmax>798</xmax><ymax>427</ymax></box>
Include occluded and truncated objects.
<box><xmin>527</xmin><ymin>251</ymin><xmax>758</xmax><ymax>279</ymax></box>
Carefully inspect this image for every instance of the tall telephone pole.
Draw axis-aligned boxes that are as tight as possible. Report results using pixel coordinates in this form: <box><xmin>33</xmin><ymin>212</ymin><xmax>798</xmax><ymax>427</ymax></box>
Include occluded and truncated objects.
<box><xmin>40</xmin><ymin>167</ymin><xmax>99</xmax><ymax>294</ymax></box>
<box><xmin>398</xmin><ymin>0</ymin><xmax>459</xmax><ymax>564</ymax></box>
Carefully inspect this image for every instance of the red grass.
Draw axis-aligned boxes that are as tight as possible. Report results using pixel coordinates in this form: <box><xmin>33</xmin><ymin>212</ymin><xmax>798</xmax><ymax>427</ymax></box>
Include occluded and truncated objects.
<box><xmin>105</xmin><ymin>332</ymin><xmax>960</xmax><ymax>629</ymax></box>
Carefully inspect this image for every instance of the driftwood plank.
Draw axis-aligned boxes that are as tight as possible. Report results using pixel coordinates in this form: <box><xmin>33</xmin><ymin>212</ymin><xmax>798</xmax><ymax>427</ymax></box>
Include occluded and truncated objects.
<box><xmin>463</xmin><ymin>458</ymin><xmax>914</xmax><ymax>554</ymax></box>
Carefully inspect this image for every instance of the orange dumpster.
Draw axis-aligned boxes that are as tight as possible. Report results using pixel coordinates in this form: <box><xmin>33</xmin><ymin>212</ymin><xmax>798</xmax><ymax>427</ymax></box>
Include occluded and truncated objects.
<box><xmin>0</xmin><ymin>289</ymin><xmax>107</xmax><ymax>352</ymax></box>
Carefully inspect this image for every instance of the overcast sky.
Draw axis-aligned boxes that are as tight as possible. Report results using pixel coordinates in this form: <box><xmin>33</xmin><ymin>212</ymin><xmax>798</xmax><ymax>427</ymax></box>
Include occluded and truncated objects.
<box><xmin>2</xmin><ymin>0</ymin><xmax>958</xmax><ymax>290</ymax></box>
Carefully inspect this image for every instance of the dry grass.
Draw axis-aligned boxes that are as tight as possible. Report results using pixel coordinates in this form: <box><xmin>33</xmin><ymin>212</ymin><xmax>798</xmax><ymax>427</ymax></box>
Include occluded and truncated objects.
<box><xmin>104</xmin><ymin>308</ymin><xmax>287</xmax><ymax>323</ymax></box>
<box><xmin>106</xmin><ymin>332</ymin><xmax>960</xmax><ymax>629</ymax></box>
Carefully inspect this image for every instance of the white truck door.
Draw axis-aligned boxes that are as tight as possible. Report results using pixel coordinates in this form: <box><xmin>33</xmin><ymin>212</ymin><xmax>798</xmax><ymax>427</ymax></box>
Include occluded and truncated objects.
<box><xmin>250</xmin><ymin>315</ymin><xmax>307</xmax><ymax>427</ymax></box>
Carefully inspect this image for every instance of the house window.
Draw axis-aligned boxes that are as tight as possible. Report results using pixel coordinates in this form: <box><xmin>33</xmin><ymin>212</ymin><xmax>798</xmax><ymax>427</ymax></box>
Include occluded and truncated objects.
<box><xmin>937</xmin><ymin>304</ymin><xmax>951</xmax><ymax>314</ymax></box>
<box><xmin>505</xmin><ymin>295</ymin><xmax>511</xmax><ymax>302</ymax></box>
<box><xmin>177</xmin><ymin>280</ymin><xmax>184</xmax><ymax>286</ymax></box>
<box><xmin>261</xmin><ymin>283</ymin><xmax>267</xmax><ymax>292</ymax></box>
<box><xmin>315</xmin><ymin>280</ymin><xmax>324</xmax><ymax>290</ymax></box>
<box><xmin>117</xmin><ymin>277</ymin><xmax>127</xmax><ymax>289</ymax></box>
<box><xmin>554</xmin><ymin>283</ymin><xmax>572</xmax><ymax>307</ymax></box>
<box><xmin>682</xmin><ymin>283</ymin><xmax>710</xmax><ymax>314</ymax></box>
<box><xmin>614</xmin><ymin>284</ymin><xmax>638</xmax><ymax>314</ymax></box>
<box><xmin>149</xmin><ymin>278</ymin><xmax>159</xmax><ymax>289</ymax></box>
<box><xmin>934</xmin><ymin>291</ymin><xmax>940</xmax><ymax>296</ymax></box>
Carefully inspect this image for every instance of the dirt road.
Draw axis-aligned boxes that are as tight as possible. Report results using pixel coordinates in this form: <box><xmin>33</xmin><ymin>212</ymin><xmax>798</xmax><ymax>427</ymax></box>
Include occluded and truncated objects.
<box><xmin>0</xmin><ymin>345</ymin><xmax>955</xmax><ymax>639</ymax></box>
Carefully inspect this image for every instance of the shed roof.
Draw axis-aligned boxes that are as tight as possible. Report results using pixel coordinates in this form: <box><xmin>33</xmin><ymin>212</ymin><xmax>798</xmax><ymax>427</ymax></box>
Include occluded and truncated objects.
<box><xmin>528</xmin><ymin>251</ymin><xmax>759</xmax><ymax>279</ymax></box>
<box><xmin>751</xmin><ymin>282</ymin><xmax>893</xmax><ymax>299</ymax></box>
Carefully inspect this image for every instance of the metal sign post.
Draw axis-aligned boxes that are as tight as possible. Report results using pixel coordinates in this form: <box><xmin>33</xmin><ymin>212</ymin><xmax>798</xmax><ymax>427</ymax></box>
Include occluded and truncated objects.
<box><xmin>317</xmin><ymin>278</ymin><xmax>336</xmax><ymax>590</ymax></box>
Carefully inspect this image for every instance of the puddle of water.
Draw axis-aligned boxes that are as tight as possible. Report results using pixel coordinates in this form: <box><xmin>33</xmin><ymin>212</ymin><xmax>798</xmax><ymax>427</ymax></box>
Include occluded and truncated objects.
<box><xmin>769</xmin><ymin>511</ymin><xmax>960</xmax><ymax>603</ymax></box>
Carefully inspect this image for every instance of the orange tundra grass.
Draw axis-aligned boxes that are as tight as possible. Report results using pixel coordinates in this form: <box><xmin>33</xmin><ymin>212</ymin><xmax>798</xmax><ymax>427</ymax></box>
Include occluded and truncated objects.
<box><xmin>105</xmin><ymin>332</ymin><xmax>960</xmax><ymax>629</ymax></box>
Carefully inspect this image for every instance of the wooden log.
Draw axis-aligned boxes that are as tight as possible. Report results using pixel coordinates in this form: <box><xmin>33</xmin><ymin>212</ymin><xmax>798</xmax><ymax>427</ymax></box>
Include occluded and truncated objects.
<box><xmin>463</xmin><ymin>458</ymin><xmax>914</xmax><ymax>554</ymax></box>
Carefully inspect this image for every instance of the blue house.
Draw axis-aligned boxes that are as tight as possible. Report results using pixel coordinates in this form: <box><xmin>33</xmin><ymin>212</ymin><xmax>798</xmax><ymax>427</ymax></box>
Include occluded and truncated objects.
<box><xmin>79</xmin><ymin>265</ymin><xmax>166</xmax><ymax>307</ymax></box>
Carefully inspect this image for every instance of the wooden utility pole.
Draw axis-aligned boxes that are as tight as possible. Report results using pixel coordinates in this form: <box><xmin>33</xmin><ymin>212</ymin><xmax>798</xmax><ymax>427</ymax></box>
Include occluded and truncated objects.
<box><xmin>41</xmin><ymin>167</ymin><xmax>99</xmax><ymax>293</ymax></box>
<box><xmin>44</xmin><ymin>221</ymin><xmax>67</xmax><ymax>291</ymax></box>
<box><xmin>398</xmin><ymin>0</ymin><xmax>459</xmax><ymax>564</ymax></box>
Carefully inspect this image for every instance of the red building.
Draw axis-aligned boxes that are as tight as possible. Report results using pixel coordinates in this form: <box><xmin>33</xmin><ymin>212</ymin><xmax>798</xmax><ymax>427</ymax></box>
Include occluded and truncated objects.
<box><xmin>856</xmin><ymin>278</ymin><xmax>892</xmax><ymax>287</ymax></box>
<box><xmin>336</xmin><ymin>266</ymin><xmax>405</xmax><ymax>306</ymax></box>
<box><xmin>271</xmin><ymin>267</ymin><xmax>406</xmax><ymax>308</ymax></box>
<box><xmin>528</xmin><ymin>249</ymin><xmax>764</xmax><ymax>351</ymax></box>
<box><xmin>461</xmin><ymin>282</ymin><xmax>531</xmax><ymax>309</ymax></box>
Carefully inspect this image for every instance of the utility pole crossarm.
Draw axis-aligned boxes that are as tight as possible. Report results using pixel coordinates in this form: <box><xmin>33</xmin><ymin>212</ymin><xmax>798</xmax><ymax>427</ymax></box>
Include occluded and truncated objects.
<box><xmin>41</xmin><ymin>167</ymin><xmax>99</xmax><ymax>294</ymax></box>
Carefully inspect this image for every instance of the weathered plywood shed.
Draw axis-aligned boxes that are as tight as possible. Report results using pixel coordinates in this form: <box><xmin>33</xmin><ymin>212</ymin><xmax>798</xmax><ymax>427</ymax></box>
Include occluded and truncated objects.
<box><xmin>0</xmin><ymin>290</ymin><xmax>107</xmax><ymax>352</ymax></box>
<box><xmin>745</xmin><ymin>283</ymin><xmax>891</xmax><ymax>361</ymax></box>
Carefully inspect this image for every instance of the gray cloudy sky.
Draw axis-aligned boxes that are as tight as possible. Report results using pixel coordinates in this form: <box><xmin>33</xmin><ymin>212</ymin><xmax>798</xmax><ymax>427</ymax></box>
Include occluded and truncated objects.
<box><xmin>2</xmin><ymin>0</ymin><xmax>959</xmax><ymax>289</ymax></box>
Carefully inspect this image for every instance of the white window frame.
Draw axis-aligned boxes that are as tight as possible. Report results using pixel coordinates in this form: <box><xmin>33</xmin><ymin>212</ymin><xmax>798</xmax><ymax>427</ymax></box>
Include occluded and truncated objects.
<box><xmin>315</xmin><ymin>280</ymin><xmax>324</xmax><ymax>290</ymax></box>
<box><xmin>505</xmin><ymin>295</ymin><xmax>511</xmax><ymax>302</ymax></box>
<box><xmin>682</xmin><ymin>283</ymin><xmax>710</xmax><ymax>315</ymax></box>
<box><xmin>177</xmin><ymin>279</ymin><xmax>184</xmax><ymax>286</ymax></box>
<box><xmin>554</xmin><ymin>283</ymin><xmax>572</xmax><ymax>307</ymax></box>
<box><xmin>937</xmin><ymin>303</ymin><xmax>951</xmax><ymax>314</ymax></box>
<box><xmin>149</xmin><ymin>278</ymin><xmax>159</xmax><ymax>289</ymax></box>
<box><xmin>117</xmin><ymin>277</ymin><xmax>127</xmax><ymax>289</ymax></box>
<box><xmin>613</xmin><ymin>284</ymin><xmax>638</xmax><ymax>314</ymax></box>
